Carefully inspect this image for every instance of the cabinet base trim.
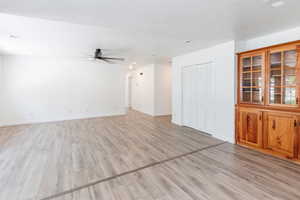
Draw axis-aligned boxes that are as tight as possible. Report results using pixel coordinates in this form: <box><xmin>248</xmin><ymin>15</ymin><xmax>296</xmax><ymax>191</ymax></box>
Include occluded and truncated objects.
<box><xmin>237</xmin><ymin>143</ymin><xmax>300</xmax><ymax>165</ymax></box>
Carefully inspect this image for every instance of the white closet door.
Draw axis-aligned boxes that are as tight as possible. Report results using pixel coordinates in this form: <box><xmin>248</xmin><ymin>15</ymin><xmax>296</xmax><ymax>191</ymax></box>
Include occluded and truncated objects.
<box><xmin>182</xmin><ymin>63</ymin><xmax>216</xmax><ymax>134</ymax></box>
<box><xmin>182</xmin><ymin>67</ymin><xmax>194</xmax><ymax>128</ymax></box>
<box><xmin>205</xmin><ymin>63</ymin><xmax>216</xmax><ymax>134</ymax></box>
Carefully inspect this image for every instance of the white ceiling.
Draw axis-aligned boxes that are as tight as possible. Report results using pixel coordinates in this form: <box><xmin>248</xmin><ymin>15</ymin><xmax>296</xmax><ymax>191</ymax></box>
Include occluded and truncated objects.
<box><xmin>0</xmin><ymin>0</ymin><xmax>300</xmax><ymax>64</ymax></box>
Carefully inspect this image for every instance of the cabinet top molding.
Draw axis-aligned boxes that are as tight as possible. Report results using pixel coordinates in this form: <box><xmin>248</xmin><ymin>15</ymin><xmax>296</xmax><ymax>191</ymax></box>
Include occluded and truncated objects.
<box><xmin>237</xmin><ymin>40</ymin><xmax>300</xmax><ymax>55</ymax></box>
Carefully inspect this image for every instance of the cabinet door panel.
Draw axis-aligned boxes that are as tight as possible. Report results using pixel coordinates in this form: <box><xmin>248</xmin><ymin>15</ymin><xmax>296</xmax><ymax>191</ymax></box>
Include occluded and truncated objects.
<box><xmin>247</xmin><ymin>113</ymin><xmax>259</xmax><ymax>144</ymax></box>
<box><xmin>266</xmin><ymin>113</ymin><xmax>297</xmax><ymax>158</ymax></box>
<box><xmin>239</xmin><ymin>53</ymin><xmax>265</xmax><ymax>105</ymax></box>
<box><xmin>238</xmin><ymin>109</ymin><xmax>262</xmax><ymax>148</ymax></box>
<box><xmin>239</xmin><ymin>111</ymin><xmax>247</xmax><ymax>142</ymax></box>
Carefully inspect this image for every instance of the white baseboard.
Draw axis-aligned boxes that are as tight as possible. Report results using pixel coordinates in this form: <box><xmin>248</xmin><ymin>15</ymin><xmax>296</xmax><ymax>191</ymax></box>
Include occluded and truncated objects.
<box><xmin>212</xmin><ymin>134</ymin><xmax>234</xmax><ymax>144</ymax></box>
<box><xmin>0</xmin><ymin>111</ymin><xmax>126</xmax><ymax>128</ymax></box>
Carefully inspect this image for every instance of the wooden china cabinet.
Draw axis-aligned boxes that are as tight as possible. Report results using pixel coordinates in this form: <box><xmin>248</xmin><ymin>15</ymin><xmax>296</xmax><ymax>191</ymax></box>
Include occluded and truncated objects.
<box><xmin>236</xmin><ymin>40</ymin><xmax>300</xmax><ymax>162</ymax></box>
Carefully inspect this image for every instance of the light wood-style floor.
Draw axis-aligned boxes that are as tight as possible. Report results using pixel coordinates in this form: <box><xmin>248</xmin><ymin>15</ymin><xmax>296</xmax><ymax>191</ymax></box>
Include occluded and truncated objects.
<box><xmin>0</xmin><ymin>111</ymin><xmax>300</xmax><ymax>200</ymax></box>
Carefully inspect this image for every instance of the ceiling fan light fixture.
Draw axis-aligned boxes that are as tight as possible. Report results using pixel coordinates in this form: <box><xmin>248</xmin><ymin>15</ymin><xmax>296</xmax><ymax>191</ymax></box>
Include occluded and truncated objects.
<box><xmin>93</xmin><ymin>49</ymin><xmax>125</xmax><ymax>64</ymax></box>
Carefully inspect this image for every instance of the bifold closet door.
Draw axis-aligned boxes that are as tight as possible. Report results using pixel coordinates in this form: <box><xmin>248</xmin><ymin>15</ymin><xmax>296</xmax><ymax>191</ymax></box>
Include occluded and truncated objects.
<box><xmin>182</xmin><ymin>63</ymin><xmax>215</xmax><ymax>134</ymax></box>
<box><xmin>182</xmin><ymin>66</ymin><xmax>197</xmax><ymax>129</ymax></box>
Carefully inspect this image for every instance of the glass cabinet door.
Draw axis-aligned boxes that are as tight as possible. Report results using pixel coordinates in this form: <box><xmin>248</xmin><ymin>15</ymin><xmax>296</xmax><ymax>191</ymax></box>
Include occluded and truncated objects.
<box><xmin>269</xmin><ymin>49</ymin><xmax>298</xmax><ymax>106</ymax></box>
<box><xmin>240</xmin><ymin>54</ymin><xmax>264</xmax><ymax>104</ymax></box>
<box><xmin>269</xmin><ymin>52</ymin><xmax>282</xmax><ymax>104</ymax></box>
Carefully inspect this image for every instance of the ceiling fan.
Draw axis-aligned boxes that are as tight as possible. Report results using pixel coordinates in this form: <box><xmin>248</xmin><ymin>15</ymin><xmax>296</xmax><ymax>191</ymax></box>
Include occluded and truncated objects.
<box><xmin>91</xmin><ymin>49</ymin><xmax>125</xmax><ymax>63</ymax></box>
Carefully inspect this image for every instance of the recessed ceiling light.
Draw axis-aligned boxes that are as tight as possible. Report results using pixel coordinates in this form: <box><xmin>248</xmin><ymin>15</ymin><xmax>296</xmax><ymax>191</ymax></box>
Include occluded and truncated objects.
<box><xmin>9</xmin><ymin>34</ymin><xmax>19</xmax><ymax>39</ymax></box>
<box><xmin>132</xmin><ymin>62</ymin><xmax>137</xmax><ymax>65</ymax></box>
<box><xmin>271</xmin><ymin>0</ymin><xmax>285</xmax><ymax>7</ymax></box>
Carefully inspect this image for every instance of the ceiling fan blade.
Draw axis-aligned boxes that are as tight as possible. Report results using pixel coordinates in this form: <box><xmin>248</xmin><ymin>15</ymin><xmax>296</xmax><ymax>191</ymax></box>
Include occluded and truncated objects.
<box><xmin>100</xmin><ymin>57</ymin><xmax>125</xmax><ymax>61</ymax></box>
<box><xmin>100</xmin><ymin>58</ymin><xmax>115</xmax><ymax>64</ymax></box>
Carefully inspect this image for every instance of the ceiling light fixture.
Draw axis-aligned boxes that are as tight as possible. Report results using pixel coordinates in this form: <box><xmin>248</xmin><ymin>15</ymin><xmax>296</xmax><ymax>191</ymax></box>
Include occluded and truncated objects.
<box><xmin>264</xmin><ymin>0</ymin><xmax>285</xmax><ymax>8</ymax></box>
<box><xmin>271</xmin><ymin>0</ymin><xmax>285</xmax><ymax>7</ymax></box>
<box><xmin>9</xmin><ymin>34</ymin><xmax>19</xmax><ymax>39</ymax></box>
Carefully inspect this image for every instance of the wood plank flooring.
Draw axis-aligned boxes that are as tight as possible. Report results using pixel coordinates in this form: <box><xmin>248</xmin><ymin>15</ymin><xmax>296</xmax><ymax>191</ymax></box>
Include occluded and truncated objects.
<box><xmin>1</xmin><ymin>110</ymin><xmax>300</xmax><ymax>200</ymax></box>
<box><xmin>0</xmin><ymin>111</ymin><xmax>222</xmax><ymax>200</ymax></box>
<box><xmin>50</xmin><ymin>143</ymin><xmax>300</xmax><ymax>200</ymax></box>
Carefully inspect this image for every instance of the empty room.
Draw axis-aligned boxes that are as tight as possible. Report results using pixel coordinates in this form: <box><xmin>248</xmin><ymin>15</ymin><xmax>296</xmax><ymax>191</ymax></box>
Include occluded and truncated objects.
<box><xmin>1</xmin><ymin>0</ymin><xmax>300</xmax><ymax>199</ymax></box>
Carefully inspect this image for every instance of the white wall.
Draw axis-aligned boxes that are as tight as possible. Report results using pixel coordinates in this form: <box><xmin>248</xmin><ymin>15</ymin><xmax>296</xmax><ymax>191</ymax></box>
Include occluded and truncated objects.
<box><xmin>237</xmin><ymin>26</ymin><xmax>300</xmax><ymax>52</ymax></box>
<box><xmin>154</xmin><ymin>63</ymin><xmax>172</xmax><ymax>116</ymax></box>
<box><xmin>131</xmin><ymin>64</ymin><xmax>155</xmax><ymax>116</ymax></box>
<box><xmin>0</xmin><ymin>56</ymin><xmax>126</xmax><ymax>126</ymax></box>
<box><xmin>172</xmin><ymin>41</ymin><xmax>235</xmax><ymax>143</ymax></box>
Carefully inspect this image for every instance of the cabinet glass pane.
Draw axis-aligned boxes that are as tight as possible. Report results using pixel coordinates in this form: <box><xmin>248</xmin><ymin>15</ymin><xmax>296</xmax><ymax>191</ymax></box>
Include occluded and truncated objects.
<box><xmin>270</xmin><ymin>52</ymin><xmax>281</xmax><ymax>69</ymax></box>
<box><xmin>252</xmin><ymin>56</ymin><xmax>262</xmax><ymax>71</ymax></box>
<box><xmin>240</xmin><ymin>55</ymin><xmax>264</xmax><ymax>104</ymax></box>
<box><xmin>242</xmin><ymin>72</ymin><xmax>251</xmax><ymax>87</ymax></box>
<box><xmin>241</xmin><ymin>57</ymin><xmax>252</xmax><ymax>103</ymax></box>
<box><xmin>284</xmin><ymin>50</ymin><xmax>297</xmax><ymax>67</ymax></box>
<box><xmin>269</xmin><ymin>87</ymin><xmax>282</xmax><ymax>104</ymax></box>
<box><xmin>242</xmin><ymin>57</ymin><xmax>251</xmax><ymax>72</ymax></box>
<box><xmin>252</xmin><ymin>71</ymin><xmax>262</xmax><ymax>87</ymax></box>
<box><xmin>283</xmin><ymin>50</ymin><xmax>296</xmax><ymax>87</ymax></box>
<box><xmin>252</xmin><ymin>88</ymin><xmax>263</xmax><ymax>104</ymax></box>
<box><xmin>269</xmin><ymin>52</ymin><xmax>282</xmax><ymax>105</ymax></box>
<box><xmin>241</xmin><ymin>88</ymin><xmax>251</xmax><ymax>102</ymax></box>
<box><xmin>270</xmin><ymin>69</ymin><xmax>281</xmax><ymax>87</ymax></box>
<box><xmin>283</xmin><ymin>87</ymin><xmax>296</xmax><ymax>105</ymax></box>
<box><xmin>284</xmin><ymin>68</ymin><xmax>296</xmax><ymax>86</ymax></box>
